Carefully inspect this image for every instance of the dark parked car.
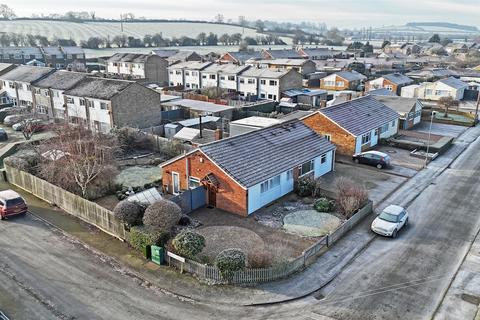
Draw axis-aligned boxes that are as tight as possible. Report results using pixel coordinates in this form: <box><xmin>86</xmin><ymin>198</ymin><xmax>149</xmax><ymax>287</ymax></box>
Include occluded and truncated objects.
<box><xmin>0</xmin><ymin>128</ymin><xmax>7</xmax><ymax>141</ymax></box>
<box><xmin>352</xmin><ymin>151</ymin><xmax>391</xmax><ymax>169</ymax></box>
<box><xmin>0</xmin><ymin>190</ymin><xmax>28</xmax><ymax>220</ymax></box>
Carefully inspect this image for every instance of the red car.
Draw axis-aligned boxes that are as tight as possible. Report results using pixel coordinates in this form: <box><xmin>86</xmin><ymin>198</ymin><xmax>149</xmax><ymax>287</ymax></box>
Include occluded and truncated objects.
<box><xmin>0</xmin><ymin>190</ymin><xmax>27</xmax><ymax>220</ymax></box>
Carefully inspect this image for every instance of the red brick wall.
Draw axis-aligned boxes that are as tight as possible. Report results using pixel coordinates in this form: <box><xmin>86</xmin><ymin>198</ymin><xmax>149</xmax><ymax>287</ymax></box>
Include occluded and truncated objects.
<box><xmin>162</xmin><ymin>151</ymin><xmax>248</xmax><ymax>216</ymax></box>
<box><xmin>320</xmin><ymin>75</ymin><xmax>351</xmax><ymax>91</ymax></box>
<box><xmin>302</xmin><ymin>113</ymin><xmax>357</xmax><ymax>155</ymax></box>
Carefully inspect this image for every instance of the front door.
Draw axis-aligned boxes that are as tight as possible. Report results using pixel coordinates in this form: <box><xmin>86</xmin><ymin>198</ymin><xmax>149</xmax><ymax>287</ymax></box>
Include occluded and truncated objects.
<box><xmin>207</xmin><ymin>187</ymin><xmax>216</xmax><ymax>208</ymax></box>
<box><xmin>172</xmin><ymin>172</ymin><xmax>180</xmax><ymax>195</ymax></box>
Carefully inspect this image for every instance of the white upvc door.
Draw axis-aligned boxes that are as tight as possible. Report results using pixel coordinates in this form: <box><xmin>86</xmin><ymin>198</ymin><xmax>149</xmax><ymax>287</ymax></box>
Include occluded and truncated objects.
<box><xmin>172</xmin><ymin>172</ymin><xmax>180</xmax><ymax>195</ymax></box>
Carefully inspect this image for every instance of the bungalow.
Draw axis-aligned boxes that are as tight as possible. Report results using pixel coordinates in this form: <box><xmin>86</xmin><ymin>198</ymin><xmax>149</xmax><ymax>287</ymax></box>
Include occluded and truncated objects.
<box><xmin>219</xmin><ymin>51</ymin><xmax>264</xmax><ymax>65</ymax></box>
<box><xmin>372</xmin><ymin>96</ymin><xmax>423</xmax><ymax>129</ymax></box>
<box><xmin>63</xmin><ymin>78</ymin><xmax>162</xmax><ymax>132</ymax></box>
<box><xmin>0</xmin><ymin>65</ymin><xmax>55</xmax><ymax>108</ymax></box>
<box><xmin>262</xmin><ymin>49</ymin><xmax>304</xmax><ymax>60</ymax></box>
<box><xmin>106</xmin><ymin>53</ymin><xmax>168</xmax><ymax>84</ymax></box>
<box><xmin>298</xmin><ymin>48</ymin><xmax>339</xmax><ymax>60</ymax></box>
<box><xmin>302</xmin><ymin>95</ymin><xmax>399</xmax><ymax>155</ymax></box>
<box><xmin>161</xmin><ymin>119</ymin><xmax>336</xmax><ymax>216</ymax></box>
<box><xmin>365</xmin><ymin>73</ymin><xmax>414</xmax><ymax>95</ymax></box>
<box><xmin>320</xmin><ymin>71</ymin><xmax>366</xmax><ymax>91</ymax></box>
<box><xmin>401</xmin><ymin>77</ymin><xmax>468</xmax><ymax>101</ymax></box>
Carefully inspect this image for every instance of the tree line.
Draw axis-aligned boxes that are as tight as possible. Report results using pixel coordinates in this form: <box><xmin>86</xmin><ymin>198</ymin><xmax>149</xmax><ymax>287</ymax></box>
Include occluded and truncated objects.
<box><xmin>0</xmin><ymin>32</ymin><xmax>76</xmax><ymax>47</ymax></box>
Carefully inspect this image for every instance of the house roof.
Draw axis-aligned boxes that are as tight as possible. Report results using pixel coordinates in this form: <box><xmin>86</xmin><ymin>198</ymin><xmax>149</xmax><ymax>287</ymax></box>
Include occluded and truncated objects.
<box><xmin>371</xmin><ymin>96</ymin><xmax>420</xmax><ymax>115</ymax></box>
<box><xmin>367</xmin><ymin>88</ymin><xmax>398</xmax><ymax>97</ymax></box>
<box><xmin>263</xmin><ymin>49</ymin><xmax>303</xmax><ymax>59</ymax></box>
<box><xmin>320</xmin><ymin>95</ymin><xmax>398</xmax><ymax>136</ymax></box>
<box><xmin>0</xmin><ymin>63</ymin><xmax>15</xmax><ymax>74</ymax></box>
<box><xmin>437</xmin><ymin>77</ymin><xmax>468</xmax><ymax>89</ymax></box>
<box><xmin>167</xmin><ymin>51</ymin><xmax>199</xmax><ymax>63</ymax></box>
<box><xmin>152</xmin><ymin>49</ymin><xmax>179</xmax><ymax>58</ymax></box>
<box><xmin>63</xmin><ymin>77</ymin><xmax>134</xmax><ymax>100</ymax></box>
<box><xmin>254</xmin><ymin>59</ymin><xmax>312</xmax><ymax>66</ymax></box>
<box><xmin>199</xmin><ymin>119</ymin><xmax>335</xmax><ymax>188</ymax></box>
<box><xmin>202</xmin><ymin>63</ymin><xmax>250</xmax><ymax>74</ymax></box>
<box><xmin>230</xmin><ymin>116</ymin><xmax>281</xmax><ymax>128</ymax></box>
<box><xmin>278</xmin><ymin>110</ymin><xmax>315</xmax><ymax>121</ymax></box>
<box><xmin>107</xmin><ymin>53</ymin><xmax>155</xmax><ymax>63</ymax></box>
<box><xmin>178</xmin><ymin>116</ymin><xmax>220</xmax><ymax>127</ymax></box>
<box><xmin>60</xmin><ymin>46</ymin><xmax>85</xmax><ymax>55</ymax></box>
<box><xmin>1</xmin><ymin>46</ymin><xmax>42</xmax><ymax>55</ymax></box>
<box><xmin>300</xmin><ymin>48</ymin><xmax>336</xmax><ymax>57</ymax></box>
<box><xmin>32</xmin><ymin>70</ymin><xmax>88</xmax><ymax>90</ymax></box>
<box><xmin>283</xmin><ymin>88</ymin><xmax>327</xmax><ymax>97</ymax></box>
<box><xmin>382</xmin><ymin>73</ymin><xmax>414</xmax><ymax>85</ymax></box>
<box><xmin>239</xmin><ymin>68</ymin><xmax>293</xmax><ymax>79</ymax></box>
<box><xmin>335</xmin><ymin>71</ymin><xmax>367</xmax><ymax>81</ymax></box>
<box><xmin>42</xmin><ymin>47</ymin><xmax>63</xmax><ymax>56</ymax></box>
<box><xmin>1</xmin><ymin>65</ymin><xmax>54</xmax><ymax>83</ymax></box>
<box><xmin>168</xmin><ymin>61</ymin><xmax>212</xmax><ymax>70</ymax></box>
<box><xmin>225</xmin><ymin>51</ymin><xmax>264</xmax><ymax>63</ymax></box>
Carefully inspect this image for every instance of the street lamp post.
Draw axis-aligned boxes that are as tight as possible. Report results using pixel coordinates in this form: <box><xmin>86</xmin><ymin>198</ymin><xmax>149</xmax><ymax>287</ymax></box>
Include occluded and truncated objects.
<box><xmin>424</xmin><ymin>110</ymin><xmax>437</xmax><ymax>168</ymax></box>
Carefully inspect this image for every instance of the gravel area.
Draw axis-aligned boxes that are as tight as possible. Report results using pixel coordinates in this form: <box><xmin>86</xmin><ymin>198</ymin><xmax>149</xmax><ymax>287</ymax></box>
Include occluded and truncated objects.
<box><xmin>283</xmin><ymin>210</ymin><xmax>342</xmax><ymax>237</ymax></box>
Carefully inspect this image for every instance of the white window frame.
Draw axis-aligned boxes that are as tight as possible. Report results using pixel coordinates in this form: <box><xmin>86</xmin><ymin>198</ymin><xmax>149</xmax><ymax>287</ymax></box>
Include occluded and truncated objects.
<box><xmin>189</xmin><ymin>177</ymin><xmax>201</xmax><ymax>189</ymax></box>
<box><xmin>361</xmin><ymin>132</ymin><xmax>371</xmax><ymax>145</ymax></box>
<box><xmin>299</xmin><ymin>160</ymin><xmax>315</xmax><ymax>177</ymax></box>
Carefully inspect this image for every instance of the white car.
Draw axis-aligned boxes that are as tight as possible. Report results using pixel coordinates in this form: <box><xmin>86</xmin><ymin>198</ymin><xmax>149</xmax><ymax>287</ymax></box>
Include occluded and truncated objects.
<box><xmin>371</xmin><ymin>205</ymin><xmax>409</xmax><ymax>238</ymax></box>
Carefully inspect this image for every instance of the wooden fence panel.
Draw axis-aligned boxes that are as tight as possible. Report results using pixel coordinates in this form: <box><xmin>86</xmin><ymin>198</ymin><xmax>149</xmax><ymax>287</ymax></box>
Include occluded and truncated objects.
<box><xmin>5</xmin><ymin>165</ymin><xmax>126</xmax><ymax>240</ymax></box>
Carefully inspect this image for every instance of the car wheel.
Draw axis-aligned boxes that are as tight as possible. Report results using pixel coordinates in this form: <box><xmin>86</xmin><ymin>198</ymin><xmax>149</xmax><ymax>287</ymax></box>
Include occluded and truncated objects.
<box><xmin>392</xmin><ymin>229</ymin><xmax>397</xmax><ymax>238</ymax></box>
<box><xmin>376</xmin><ymin>163</ymin><xmax>383</xmax><ymax>169</ymax></box>
<box><xmin>354</xmin><ymin>159</ymin><xmax>360</xmax><ymax>164</ymax></box>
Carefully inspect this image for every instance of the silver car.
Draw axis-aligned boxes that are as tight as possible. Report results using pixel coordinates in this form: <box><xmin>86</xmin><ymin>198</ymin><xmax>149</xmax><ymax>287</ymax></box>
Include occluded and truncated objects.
<box><xmin>371</xmin><ymin>205</ymin><xmax>409</xmax><ymax>238</ymax></box>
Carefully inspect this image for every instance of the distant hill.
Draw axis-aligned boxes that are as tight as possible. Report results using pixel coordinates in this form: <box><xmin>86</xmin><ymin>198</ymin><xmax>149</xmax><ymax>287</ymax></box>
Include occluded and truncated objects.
<box><xmin>406</xmin><ymin>22</ymin><xmax>478</xmax><ymax>32</ymax></box>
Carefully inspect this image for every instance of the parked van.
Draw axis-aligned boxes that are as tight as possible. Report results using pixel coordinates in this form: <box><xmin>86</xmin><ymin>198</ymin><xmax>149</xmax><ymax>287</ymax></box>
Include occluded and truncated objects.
<box><xmin>0</xmin><ymin>190</ymin><xmax>27</xmax><ymax>220</ymax></box>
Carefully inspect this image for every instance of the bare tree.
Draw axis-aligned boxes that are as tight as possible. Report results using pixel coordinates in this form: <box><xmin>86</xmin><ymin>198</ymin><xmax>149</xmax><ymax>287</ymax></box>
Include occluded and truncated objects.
<box><xmin>214</xmin><ymin>14</ymin><xmax>224</xmax><ymax>23</ymax></box>
<box><xmin>0</xmin><ymin>4</ymin><xmax>16</xmax><ymax>20</ymax></box>
<box><xmin>438</xmin><ymin>96</ymin><xmax>459</xmax><ymax>118</ymax></box>
<box><xmin>36</xmin><ymin>125</ymin><xmax>118</xmax><ymax>198</ymax></box>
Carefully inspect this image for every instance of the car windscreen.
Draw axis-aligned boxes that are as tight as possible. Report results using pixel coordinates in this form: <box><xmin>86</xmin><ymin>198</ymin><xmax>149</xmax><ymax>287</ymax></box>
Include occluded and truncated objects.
<box><xmin>378</xmin><ymin>212</ymin><xmax>398</xmax><ymax>223</ymax></box>
<box><xmin>5</xmin><ymin>198</ymin><xmax>25</xmax><ymax>207</ymax></box>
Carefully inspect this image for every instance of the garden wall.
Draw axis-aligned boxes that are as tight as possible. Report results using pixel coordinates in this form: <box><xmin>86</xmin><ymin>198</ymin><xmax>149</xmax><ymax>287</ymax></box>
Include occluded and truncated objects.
<box><xmin>5</xmin><ymin>165</ymin><xmax>126</xmax><ymax>240</ymax></box>
<box><xmin>167</xmin><ymin>200</ymin><xmax>373</xmax><ymax>285</ymax></box>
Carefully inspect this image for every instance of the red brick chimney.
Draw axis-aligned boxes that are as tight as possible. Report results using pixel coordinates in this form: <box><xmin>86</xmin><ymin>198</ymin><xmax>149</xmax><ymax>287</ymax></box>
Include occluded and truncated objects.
<box><xmin>214</xmin><ymin>128</ymin><xmax>223</xmax><ymax>140</ymax></box>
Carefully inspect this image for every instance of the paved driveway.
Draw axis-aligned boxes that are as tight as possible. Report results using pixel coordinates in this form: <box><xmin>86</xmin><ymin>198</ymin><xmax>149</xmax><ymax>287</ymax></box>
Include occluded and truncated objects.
<box><xmin>413</xmin><ymin>122</ymin><xmax>467</xmax><ymax>138</ymax></box>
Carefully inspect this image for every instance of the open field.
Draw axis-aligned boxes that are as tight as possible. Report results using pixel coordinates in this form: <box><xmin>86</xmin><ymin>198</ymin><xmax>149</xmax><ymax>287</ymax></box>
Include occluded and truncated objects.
<box><xmin>0</xmin><ymin>20</ymin><xmax>263</xmax><ymax>44</ymax></box>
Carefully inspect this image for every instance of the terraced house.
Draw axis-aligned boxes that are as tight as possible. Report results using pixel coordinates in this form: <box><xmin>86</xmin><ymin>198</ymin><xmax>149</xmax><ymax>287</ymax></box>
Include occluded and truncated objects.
<box><xmin>161</xmin><ymin>120</ymin><xmax>336</xmax><ymax>216</ymax></box>
<box><xmin>63</xmin><ymin>77</ymin><xmax>162</xmax><ymax>133</ymax></box>
<box><xmin>168</xmin><ymin>61</ymin><xmax>213</xmax><ymax>88</ymax></box>
<box><xmin>106</xmin><ymin>53</ymin><xmax>168</xmax><ymax>85</ymax></box>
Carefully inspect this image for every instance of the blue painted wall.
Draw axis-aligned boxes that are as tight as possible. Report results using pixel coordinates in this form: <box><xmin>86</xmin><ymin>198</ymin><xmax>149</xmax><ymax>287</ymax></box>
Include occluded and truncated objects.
<box><xmin>247</xmin><ymin>150</ymin><xmax>334</xmax><ymax>214</ymax></box>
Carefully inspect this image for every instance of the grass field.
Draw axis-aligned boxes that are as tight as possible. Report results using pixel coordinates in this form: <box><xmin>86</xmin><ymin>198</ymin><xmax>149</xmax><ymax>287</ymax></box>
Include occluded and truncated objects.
<box><xmin>0</xmin><ymin>20</ymin><xmax>264</xmax><ymax>43</ymax></box>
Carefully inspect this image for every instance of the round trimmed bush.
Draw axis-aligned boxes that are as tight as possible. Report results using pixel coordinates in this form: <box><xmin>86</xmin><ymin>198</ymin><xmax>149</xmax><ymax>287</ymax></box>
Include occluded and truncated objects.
<box><xmin>172</xmin><ymin>231</ymin><xmax>205</xmax><ymax>259</ymax></box>
<box><xmin>314</xmin><ymin>197</ymin><xmax>333</xmax><ymax>212</ymax></box>
<box><xmin>142</xmin><ymin>199</ymin><xmax>182</xmax><ymax>233</ymax></box>
<box><xmin>113</xmin><ymin>200</ymin><xmax>144</xmax><ymax>226</ymax></box>
<box><xmin>215</xmin><ymin>248</ymin><xmax>246</xmax><ymax>282</ymax></box>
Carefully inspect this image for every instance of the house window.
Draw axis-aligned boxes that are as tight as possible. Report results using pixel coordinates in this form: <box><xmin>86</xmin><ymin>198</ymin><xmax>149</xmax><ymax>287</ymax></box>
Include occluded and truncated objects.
<box><xmin>43</xmin><ymin>90</ymin><xmax>50</xmax><ymax>97</ymax></box>
<box><xmin>209</xmin><ymin>75</ymin><xmax>216</xmax><ymax>80</ymax></box>
<box><xmin>269</xmin><ymin>80</ymin><xmax>277</xmax><ymax>86</ymax></box>
<box><xmin>260</xmin><ymin>79</ymin><xmax>266</xmax><ymax>85</ymax></box>
<box><xmin>220</xmin><ymin>76</ymin><xmax>225</xmax><ymax>80</ymax></box>
<box><xmin>239</xmin><ymin>78</ymin><xmax>245</xmax><ymax>84</ymax></box>
<box><xmin>189</xmin><ymin>177</ymin><xmax>201</xmax><ymax>189</ymax></box>
<box><xmin>100</xmin><ymin>102</ymin><xmax>107</xmax><ymax>110</ymax></box>
<box><xmin>287</xmin><ymin>169</ymin><xmax>293</xmax><ymax>181</ymax></box>
<box><xmin>260</xmin><ymin>93</ymin><xmax>266</xmax><ymax>98</ymax></box>
<box><xmin>268</xmin><ymin>94</ymin><xmax>273</xmax><ymax>99</ymax></box>
<box><xmin>380</xmin><ymin>123</ymin><xmax>389</xmax><ymax>133</ymax></box>
<box><xmin>425</xmin><ymin>89</ymin><xmax>433</xmax><ymax>95</ymax></box>
<box><xmin>169</xmin><ymin>71</ymin><xmax>173</xmax><ymax>75</ymax></box>
<box><xmin>324</xmin><ymin>134</ymin><xmax>331</xmax><ymax>141</ymax></box>
<box><xmin>385</xmin><ymin>85</ymin><xmax>393</xmax><ymax>91</ymax></box>
<box><xmin>176</xmin><ymin>71</ymin><xmax>181</xmax><ymax>75</ymax></box>
<box><xmin>260</xmin><ymin>181</ymin><xmax>269</xmax><ymax>193</ymax></box>
<box><xmin>228</xmin><ymin>75</ymin><xmax>235</xmax><ymax>81</ymax></box>
<box><xmin>321</xmin><ymin>154</ymin><xmax>327</xmax><ymax>164</ymax></box>
<box><xmin>66</xmin><ymin>97</ymin><xmax>74</xmax><ymax>104</ymax></box>
<box><xmin>26</xmin><ymin>85</ymin><xmax>32</xmax><ymax>91</ymax></box>
<box><xmin>36</xmin><ymin>105</ymin><xmax>47</xmax><ymax>114</ymax></box>
<box><xmin>79</xmin><ymin>98</ymin><xmax>86</xmax><ymax>106</ymax></box>
<box><xmin>248</xmin><ymin>78</ymin><xmax>255</xmax><ymax>84</ymax></box>
<box><xmin>361</xmin><ymin>132</ymin><xmax>371</xmax><ymax>145</ymax></box>
<box><xmin>185</xmin><ymin>71</ymin><xmax>190</xmax><ymax>76</ymax></box>
<box><xmin>202</xmin><ymin>74</ymin><xmax>207</xmax><ymax>79</ymax></box>
<box><xmin>336</xmin><ymin>81</ymin><xmax>345</xmax><ymax>87</ymax></box>
<box><xmin>324</xmin><ymin>81</ymin><xmax>335</xmax><ymax>86</ymax></box>
<box><xmin>8</xmin><ymin>82</ymin><xmax>14</xmax><ymax>89</ymax></box>
<box><xmin>391</xmin><ymin>120</ymin><xmax>396</xmax><ymax>127</ymax></box>
<box><xmin>374</xmin><ymin>128</ymin><xmax>379</xmax><ymax>136</ymax></box>
<box><xmin>269</xmin><ymin>175</ymin><xmax>280</xmax><ymax>189</ymax></box>
<box><xmin>299</xmin><ymin>160</ymin><xmax>314</xmax><ymax>176</ymax></box>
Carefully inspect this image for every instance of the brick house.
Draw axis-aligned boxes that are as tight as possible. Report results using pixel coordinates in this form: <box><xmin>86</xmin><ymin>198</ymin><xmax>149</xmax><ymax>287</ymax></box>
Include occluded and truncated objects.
<box><xmin>302</xmin><ymin>96</ymin><xmax>399</xmax><ymax>155</ymax></box>
<box><xmin>320</xmin><ymin>71</ymin><xmax>366</xmax><ymax>91</ymax></box>
<box><xmin>161</xmin><ymin>120</ymin><xmax>336</xmax><ymax>216</ymax></box>
<box><xmin>365</xmin><ymin>73</ymin><xmax>414</xmax><ymax>95</ymax></box>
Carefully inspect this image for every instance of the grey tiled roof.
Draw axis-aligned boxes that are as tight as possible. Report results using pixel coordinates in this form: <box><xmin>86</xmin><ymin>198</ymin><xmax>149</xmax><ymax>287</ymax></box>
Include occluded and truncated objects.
<box><xmin>63</xmin><ymin>77</ymin><xmax>134</xmax><ymax>100</ymax></box>
<box><xmin>263</xmin><ymin>49</ymin><xmax>303</xmax><ymax>59</ymax></box>
<box><xmin>227</xmin><ymin>51</ymin><xmax>263</xmax><ymax>63</ymax></box>
<box><xmin>152</xmin><ymin>49</ymin><xmax>179</xmax><ymax>58</ymax></box>
<box><xmin>336</xmin><ymin>71</ymin><xmax>367</xmax><ymax>81</ymax></box>
<box><xmin>320</xmin><ymin>95</ymin><xmax>398</xmax><ymax>136</ymax></box>
<box><xmin>367</xmin><ymin>88</ymin><xmax>397</xmax><ymax>97</ymax></box>
<box><xmin>200</xmin><ymin>119</ymin><xmax>335</xmax><ymax>188</ymax></box>
<box><xmin>438</xmin><ymin>76</ymin><xmax>468</xmax><ymax>89</ymax></box>
<box><xmin>107</xmin><ymin>53</ymin><xmax>154</xmax><ymax>63</ymax></box>
<box><xmin>32</xmin><ymin>70</ymin><xmax>88</xmax><ymax>90</ymax></box>
<box><xmin>371</xmin><ymin>96</ymin><xmax>419</xmax><ymax>114</ymax></box>
<box><xmin>383</xmin><ymin>73</ymin><xmax>413</xmax><ymax>85</ymax></box>
<box><xmin>1</xmin><ymin>65</ymin><xmax>54</xmax><ymax>83</ymax></box>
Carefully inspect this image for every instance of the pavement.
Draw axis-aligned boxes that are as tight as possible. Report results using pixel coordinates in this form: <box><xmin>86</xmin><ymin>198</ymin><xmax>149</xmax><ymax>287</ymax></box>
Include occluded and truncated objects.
<box><xmin>1</xmin><ymin>124</ymin><xmax>480</xmax><ymax>319</ymax></box>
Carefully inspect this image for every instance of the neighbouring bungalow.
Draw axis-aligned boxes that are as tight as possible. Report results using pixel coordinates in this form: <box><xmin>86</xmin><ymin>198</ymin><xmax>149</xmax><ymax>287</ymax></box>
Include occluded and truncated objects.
<box><xmin>261</xmin><ymin>48</ymin><xmax>304</xmax><ymax>60</ymax></box>
<box><xmin>161</xmin><ymin>119</ymin><xmax>336</xmax><ymax>216</ymax></box>
<box><xmin>302</xmin><ymin>95</ymin><xmax>399</xmax><ymax>155</ymax></box>
<box><xmin>365</xmin><ymin>73</ymin><xmax>414</xmax><ymax>95</ymax></box>
<box><xmin>320</xmin><ymin>71</ymin><xmax>367</xmax><ymax>91</ymax></box>
<box><xmin>219</xmin><ymin>51</ymin><xmax>264</xmax><ymax>65</ymax></box>
<box><xmin>401</xmin><ymin>77</ymin><xmax>468</xmax><ymax>101</ymax></box>
<box><xmin>371</xmin><ymin>96</ymin><xmax>423</xmax><ymax>130</ymax></box>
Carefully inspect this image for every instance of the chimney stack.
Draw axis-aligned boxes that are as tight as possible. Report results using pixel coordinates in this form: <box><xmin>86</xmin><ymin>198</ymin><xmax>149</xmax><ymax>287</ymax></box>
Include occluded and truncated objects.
<box><xmin>214</xmin><ymin>128</ymin><xmax>223</xmax><ymax>140</ymax></box>
<box><xmin>199</xmin><ymin>115</ymin><xmax>203</xmax><ymax>138</ymax></box>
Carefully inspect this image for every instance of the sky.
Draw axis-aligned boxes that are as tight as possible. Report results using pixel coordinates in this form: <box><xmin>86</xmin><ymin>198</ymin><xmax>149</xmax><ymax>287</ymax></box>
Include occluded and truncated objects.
<box><xmin>7</xmin><ymin>0</ymin><xmax>480</xmax><ymax>29</ymax></box>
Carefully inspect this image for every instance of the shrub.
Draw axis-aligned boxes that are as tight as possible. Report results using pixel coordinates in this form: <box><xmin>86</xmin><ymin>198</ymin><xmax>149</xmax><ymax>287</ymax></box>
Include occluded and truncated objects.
<box><xmin>295</xmin><ymin>175</ymin><xmax>316</xmax><ymax>197</ymax></box>
<box><xmin>314</xmin><ymin>197</ymin><xmax>334</xmax><ymax>212</ymax></box>
<box><xmin>142</xmin><ymin>199</ymin><xmax>182</xmax><ymax>233</ymax></box>
<box><xmin>335</xmin><ymin>177</ymin><xmax>369</xmax><ymax>218</ymax></box>
<box><xmin>247</xmin><ymin>248</ymin><xmax>272</xmax><ymax>268</ymax></box>
<box><xmin>4</xmin><ymin>151</ymin><xmax>40</xmax><ymax>173</ymax></box>
<box><xmin>215</xmin><ymin>248</ymin><xmax>246</xmax><ymax>282</ymax></box>
<box><xmin>129</xmin><ymin>225</ymin><xmax>170</xmax><ymax>251</ymax></box>
<box><xmin>172</xmin><ymin>231</ymin><xmax>205</xmax><ymax>259</ymax></box>
<box><xmin>113</xmin><ymin>200</ymin><xmax>145</xmax><ymax>226</ymax></box>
